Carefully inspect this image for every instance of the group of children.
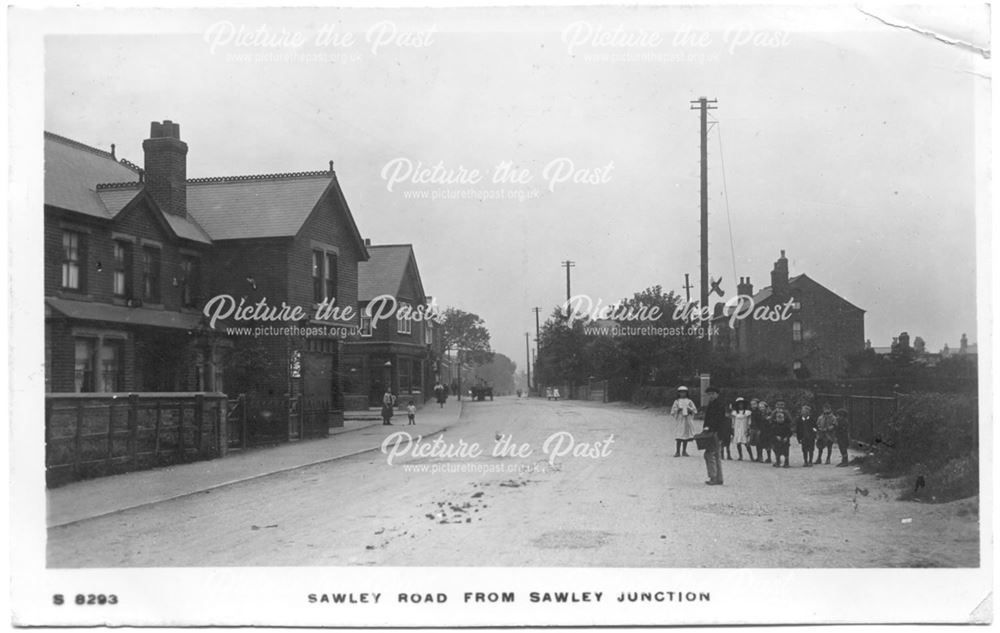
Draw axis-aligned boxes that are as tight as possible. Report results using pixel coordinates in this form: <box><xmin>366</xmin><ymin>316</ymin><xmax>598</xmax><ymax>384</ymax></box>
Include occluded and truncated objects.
<box><xmin>671</xmin><ymin>386</ymin><xmax>852</xmax><ymax>467</ymax></box>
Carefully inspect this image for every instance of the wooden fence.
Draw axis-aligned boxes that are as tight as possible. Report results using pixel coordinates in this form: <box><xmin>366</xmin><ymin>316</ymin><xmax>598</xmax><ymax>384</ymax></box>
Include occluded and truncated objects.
<box><xmin>45</xmin><ymin>392</ymin><xmax>227</xmax><ymax>488</ymax></box>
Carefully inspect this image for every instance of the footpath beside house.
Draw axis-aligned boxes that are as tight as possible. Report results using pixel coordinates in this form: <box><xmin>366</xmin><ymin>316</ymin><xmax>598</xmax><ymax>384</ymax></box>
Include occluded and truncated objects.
<box><xmin>712</xmin><ymin>250</ymin><xmax>865</xmax><ymax>380</ymax></box>
<box><xmin>343</xmin><ymin>242</ymin><xmax>443</xmax><ymax>409</ymax></box>
<box><xmin>44</xmin><ymin>120</ymin><xmax>370</xmax><ymax>483</ymax></box>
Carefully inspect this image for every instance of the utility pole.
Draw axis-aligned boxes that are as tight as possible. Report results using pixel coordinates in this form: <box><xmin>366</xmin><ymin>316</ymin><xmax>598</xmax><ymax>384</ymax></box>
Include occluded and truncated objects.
<box><xmin>532</xmin><ymin>306</ymin><xmax>542</xmax><ymax>396</ymax></box>
<box><xmin>525</xmin><ymin>332</ymin><xmax>531</xmax><ymax>396</ymax></box>
<box><xmin>690</xmin><ymin>97</ymin><xmax>717</xmax><ymax>321</ymax></box>
<box><xmin>683</xmin><ymin>273</ymin><xmax>694</xmax><ymax>304</ymax></box>
<box><xmin>561</xmin><ymin>260</ymin><xmax>575</xmax><ymax>305</ymax></box>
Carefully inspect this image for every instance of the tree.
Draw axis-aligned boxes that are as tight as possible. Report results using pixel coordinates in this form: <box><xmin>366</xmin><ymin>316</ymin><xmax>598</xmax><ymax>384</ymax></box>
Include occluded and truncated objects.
<box><xmin>471</xmin><ymin>352</ymin><xmax>517</xmax><ymax>394</ymax></box>
<box><xmin>439</xmin><ymin>307</ymin><xmax>493</xmax><ymax>365</ymax></box>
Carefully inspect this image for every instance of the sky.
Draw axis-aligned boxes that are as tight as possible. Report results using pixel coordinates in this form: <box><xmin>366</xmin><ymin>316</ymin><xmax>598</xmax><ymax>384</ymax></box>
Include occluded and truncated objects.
<box><xmin>41</xmin><ymin>5</ymin><xmax>988</xmax><ymax>364</ymax></box>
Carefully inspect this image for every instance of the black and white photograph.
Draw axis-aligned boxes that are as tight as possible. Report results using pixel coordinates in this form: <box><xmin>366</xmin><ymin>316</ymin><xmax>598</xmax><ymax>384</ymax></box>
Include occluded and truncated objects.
<box><xmin>7</xmin><ymin>1</ymin><xmax>993</xmax><ymax>627</ymax></box>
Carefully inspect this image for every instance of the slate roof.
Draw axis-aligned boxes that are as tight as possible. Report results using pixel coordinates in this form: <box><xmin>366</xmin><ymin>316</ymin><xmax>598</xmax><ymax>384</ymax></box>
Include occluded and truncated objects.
<box><xmin>45</xmin><ymin>131</ymin><xmax>365</xmax><ymax>249</ymax></box>
<box><xmin>358</xmin><ymin>245</ymin><xmax>423</xmax><ymax>302</ymax></box>
<box><xmin>718</xmin><ymin>273</ymin><xmax>863</xmax><ymax>319</ymax></box>
<box><xmin>186</xmin><ymin>173</ymin><xmax>335</xmax><ymax>240</ymax></box>
<box><xmin>44</xmin><ymin>132</ymin><xmax>140</xmax><ymax>218</ymax></box>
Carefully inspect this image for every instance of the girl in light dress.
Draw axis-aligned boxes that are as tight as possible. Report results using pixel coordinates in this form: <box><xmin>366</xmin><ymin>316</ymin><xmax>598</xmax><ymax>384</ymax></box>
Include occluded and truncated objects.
<box><xmin>730</xmin><ymin>397</ymin><xmax>753</xmax><ymax>461</ymax></box>
<box><xmin>670</xmin><ymin>385</ymin><xmax>697</xmax><ymax>457</ymax></box>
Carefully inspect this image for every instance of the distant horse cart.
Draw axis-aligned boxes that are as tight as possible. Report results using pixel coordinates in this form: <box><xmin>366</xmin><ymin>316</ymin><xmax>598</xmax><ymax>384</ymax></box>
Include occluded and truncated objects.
<box><xmin>470</xmin><ymin>384</ymin><xmax>494</xmax><ymax>401</ymax></box>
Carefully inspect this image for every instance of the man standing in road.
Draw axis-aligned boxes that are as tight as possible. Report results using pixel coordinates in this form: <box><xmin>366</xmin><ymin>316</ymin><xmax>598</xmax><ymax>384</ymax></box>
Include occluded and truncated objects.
<box><xmin>702</xmin><ymin>386</ymin><xmax>726</xmax><ymax>485</ymax></box>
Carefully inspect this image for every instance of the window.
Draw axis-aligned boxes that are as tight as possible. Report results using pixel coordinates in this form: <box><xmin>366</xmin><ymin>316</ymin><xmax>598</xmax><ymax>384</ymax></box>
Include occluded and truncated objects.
<box><xmin>312</xmin><ymin>250</ymin><xmax>338</xmax><ymax>303</ymax></box>
<box><xmin>98</xmin><ymin>340</ymin><xmax>123</xmax><ymax>392</ymax></box>
<box><xmin>424</xmin><ymin>321</ymin><xmax>433</xmax><ymax>345</ymax></box>
<box><xmin>180</xmin><ymin>255</ymin><xmax>200</xmax><ymax>307</ymax></box>
<box><xmin>312</xmin><ymin>250</ymin><xmax>324</xmax><ymax>303</ymax></box>
<box><xmin>74</xmin><ymin>337</ymin><xmax>97</xmax><ymax>392</ymax></box>
<box><xmin>398</xmin><ymin>359</ymin><xmax>412</xmax><ymax>393</ymax></box>
<box><xmin>360</xmin><ymin>316</ymin><xmax>373</xmax><ymax>337</ymax></box>
<box><xmin>325</xmin><ymin>252</ymin><xmax>338</xmax><ymax>300</ymax></box>
<box><xmin>61</xmin><ymin>231</ymin><xmax>84</xmax><ymax>290</ymax></box>
<box><xmin>397</xmin><ymin>303</ymin><xmax>412</xmax><ymax>334</ymax></box>
<box><xmin>142</xmin><ymin>247</ymin><xmax>161</xmax><ymax>302</ymax></box>
<box><xmin>792</xmin><ymin>360</ymin><xmax>803</xmax><ymax>371</ymax></box>
<box><xmin>792</xmin><ymin>321</ymin><xmax>803</xmax><ymax>342</ymax></box>
<box><xmin>113</xmin><ymin>241</ymin><xmax>132</xmax><ymax>297</ymax></box>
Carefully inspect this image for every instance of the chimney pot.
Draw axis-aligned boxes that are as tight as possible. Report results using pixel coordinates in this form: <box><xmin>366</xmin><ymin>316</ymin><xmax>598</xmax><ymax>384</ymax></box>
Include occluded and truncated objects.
<box><xmin>364</xmin><ymin>238</ymin><xmax>372</xmax><ymax>246</ymax></box>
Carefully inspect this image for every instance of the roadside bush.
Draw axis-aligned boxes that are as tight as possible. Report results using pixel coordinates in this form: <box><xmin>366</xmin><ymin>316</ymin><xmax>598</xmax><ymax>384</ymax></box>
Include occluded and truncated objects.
<box><xmin>863</xmin><ymin>393</ymin><xmax>978</xmax><ymax>502</ymax></box>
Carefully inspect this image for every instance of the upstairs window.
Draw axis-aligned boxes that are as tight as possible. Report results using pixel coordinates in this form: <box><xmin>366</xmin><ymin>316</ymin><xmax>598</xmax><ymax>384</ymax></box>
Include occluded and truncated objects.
<box><xmin>360</xmin><ymin>316</ymin><xmax>373</xmax><ymax>337</ymax></box>
<box><xmin>180</xmin><ymin>256</ymin><xmax>201</xmax><ymax>308</ymax></box>
<box><xmin>424</xmin><ymin>321</ymin><xmax>433</xmax><ymax>345</ymax></box>
<box><xmin>312</xmin><ymin>250</ymin><xmax>324</xmax><ymax>303</ymax></box>
<box><xmin>312</xmin><ymin>250</ymin><xmax>338</xmax><ymax>303</ymax></box>
<box><xmin>397</xmin><ymin>303</ymin><xmax>412</xmax><ymax>335</ymax></box>
<box><xmin>113</xmin><ymin>241</ymin><xmax>132</xmax><ymax>297</ymax></box>
<box><xmin>142</xmin><ymin>247</ymin><xmax>161</xmax><ymax>303</ymax></box>
<box><xmin>792</xmin><ymin>321</ymin><xmax>803</xmax><ymax>342</ymax></box>
<box><xmin>61</xmin><ymin>231</ymin><xmax>84</xmax><ymax>290</ymax></box>
<box><xmin>325</xmin><ymin>252</ymin><xmax>338</xmax><ymax>300</ymax></box>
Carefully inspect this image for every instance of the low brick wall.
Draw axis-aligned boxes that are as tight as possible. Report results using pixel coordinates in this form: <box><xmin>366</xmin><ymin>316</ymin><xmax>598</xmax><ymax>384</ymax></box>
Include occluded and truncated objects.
<box><xmin>45</xmin><ymin>392</ymin><xmax>227</xmax><ymax>488</ymax></box>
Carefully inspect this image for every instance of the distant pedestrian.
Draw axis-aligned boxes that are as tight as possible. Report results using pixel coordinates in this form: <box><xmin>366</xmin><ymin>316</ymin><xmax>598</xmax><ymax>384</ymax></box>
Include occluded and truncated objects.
<box><xmin>553</xmin><ymin>388</ymin><xmax>561</xmax><ymax>400</ymax></box>
<box><xmin>795</xmin><ymin>405</ymin><xmax>817</xmax><ymax>467</ymax></box>
<box><xmin>770</xmin><ymin>408</ymin><xmax>792</xmax><ymax>468</ymax></box>
<box><xmin>816</xmin><ymin>403</ymin><xmax>837</xmax><ymax>465</ymax></box>
<box><xmin>406</xmin><ymin>400</ymin><xmax>416</xmax><ymax>425</ymax></box>
<box><xmin>381</xmin><ymin>389</ymin><xmax>396</xmax><ymax>425</ymax></box>
<box><xmin>434</xmin><ymin>382</ymin><xmax>447</xmax><ymax>408</ymax></box>
<box><xmin>546</xmin><ymin>387</ymin><xmax>553</xmax><ymax>400</ymax></box>
<box><xmin>835</xmin><ymin>408</ymin><xmax>851</xmax><ymax>467</ymax></box>
<box><xmin>731</xmin><ymin>397</ymin><xmax>752</xmax><ymax>461</ymax></box>
<box><xmin>701</xmin><ymin>386</ymin><xmax>726</xmax><ymax>485</ymax></box>
<box><xmin>669</xmin><ymin>386</ymin><xmax>697</xmax><ymax>457</ymax></box>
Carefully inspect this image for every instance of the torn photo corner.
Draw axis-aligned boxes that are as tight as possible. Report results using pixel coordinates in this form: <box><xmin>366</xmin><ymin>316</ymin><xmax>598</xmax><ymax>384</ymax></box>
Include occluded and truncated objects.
<box><xmin>7</xmin><ymin>1</ymin><xmax>993</xmax><ymax>628</ymax></box>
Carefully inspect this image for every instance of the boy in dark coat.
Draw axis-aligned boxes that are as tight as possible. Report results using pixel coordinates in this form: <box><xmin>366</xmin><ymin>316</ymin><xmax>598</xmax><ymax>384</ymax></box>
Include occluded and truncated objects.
<box><xmin>770</xmin><ymin>408</ymin><xmax>793</xmax><ymax>468</ymax></box>
<box><xmin>753</xmin><ymin>400</ymin><xmax>772</xmax><ymax>463</ymax></box>
<box><xmin>795</xmin><ymin>405</ymin><xmax>817</xmax><ymax>467</ymax></box>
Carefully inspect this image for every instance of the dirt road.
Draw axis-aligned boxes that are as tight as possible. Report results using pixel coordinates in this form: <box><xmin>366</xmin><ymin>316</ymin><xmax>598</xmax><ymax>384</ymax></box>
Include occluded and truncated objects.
<box><xmin>48</xmin><ymin>397</ymin><xmax>979</xmax><ymax>567</ymax></box>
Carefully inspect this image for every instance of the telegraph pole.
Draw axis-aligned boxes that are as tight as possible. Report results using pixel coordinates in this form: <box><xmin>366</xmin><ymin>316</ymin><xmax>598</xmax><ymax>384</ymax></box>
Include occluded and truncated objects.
<box><xmin>525</xmin><ymin>332</ymin><xmax>531</xmax><ymax>396</ymax></box>
<box><xmin>561</xmin><ymin>260</ymin><xmax>575</xmax><ymax>304</ymax></box>
<box><xmin>532</xmin><ymin>306</ymin><xmax>542</xmax><ymax>395</ymax></box>
<box><xmin>683</xmin><ymin>273</ymin><xmax>694</xmax><ymax>303</ymax></box>
<box><xmin>690</xmin><ymin>97</ymin><xmax>717</xmax><ymax>320</ymax></box>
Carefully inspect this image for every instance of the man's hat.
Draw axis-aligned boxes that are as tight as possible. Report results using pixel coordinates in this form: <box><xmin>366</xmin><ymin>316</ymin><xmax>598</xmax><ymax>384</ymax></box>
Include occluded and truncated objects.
<box><xmin>677</xmin><ymin>385</ymin><xmax>689</xmax><ymax>392</ymax></box>
<box><xmin>735</xmin><ymin>397</ymin><xmax>745</xmax><ymax>402</ymax></box>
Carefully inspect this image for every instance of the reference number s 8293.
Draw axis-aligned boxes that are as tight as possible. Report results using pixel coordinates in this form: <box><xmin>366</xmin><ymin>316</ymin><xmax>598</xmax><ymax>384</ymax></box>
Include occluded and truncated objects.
<box><xmin>52</xmin><ymin>594</ymin><xmax>118</xmax><ymax>605</ymax></box>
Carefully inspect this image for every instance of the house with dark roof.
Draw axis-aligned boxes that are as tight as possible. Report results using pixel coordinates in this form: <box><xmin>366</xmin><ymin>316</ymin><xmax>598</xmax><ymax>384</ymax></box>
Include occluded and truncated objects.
<box><xmin>711</xmin><ymin>251</ymin><xmax>865</xmax><ymax>379</ymax></box>
<box><xmin>343</xmin><ymin>243</ymin><xmax>444</xmax><ymax>408</ymax></box>
<box><xmin>45</xmin><ymin>121</ymin><xmax>370</xmax><ymax>429</ymax></box>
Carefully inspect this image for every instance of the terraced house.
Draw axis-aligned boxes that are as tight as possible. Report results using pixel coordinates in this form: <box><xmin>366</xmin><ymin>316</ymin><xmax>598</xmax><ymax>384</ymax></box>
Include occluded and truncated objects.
<box><xmin>44</xmin><ymin>121</ymin><xmax>370</xmax><ymax>428</ymax></box>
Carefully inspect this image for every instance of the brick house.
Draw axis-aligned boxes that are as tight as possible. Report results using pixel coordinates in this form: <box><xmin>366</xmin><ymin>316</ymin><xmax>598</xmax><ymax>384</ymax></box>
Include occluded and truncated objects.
<box><xmin>712</xmin><ymin>250</ymin><xmax>865</xmax><ymax>379</ymax></box>
<box><xmin>45</xmin><ymin>121</ymin><xmax>370</xmax><ymax>415</ymax></box>
<box><xmin>342</xmin><ymin>243</ymin><xmax>443</xmax><ymax>408</ymax></box>
<box><xmin>44</xmin><ymin>129</ymin><xmax>215</xmax><ymax>393</ymax></box>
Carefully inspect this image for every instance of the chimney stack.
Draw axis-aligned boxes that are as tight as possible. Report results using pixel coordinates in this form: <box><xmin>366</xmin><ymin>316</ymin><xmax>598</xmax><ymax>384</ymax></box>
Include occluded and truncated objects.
<box><xmin>770</xmin><ymin>250</ymin><xmax>789</xmax><ymax>296</ymax></box>
<box><xmin>143</xmin><ymin>120</ymin><xmax>188</xmax><ymax>218</ymax></box>
<box><xmin>737</xmin><ymin>276</ymin><xmax>754</xmax><ymax>297</ymax></box>
<box><xmin>364</xmin><ymin>238</ymin><xmax>372</xmax><ymax>246</ymax></box>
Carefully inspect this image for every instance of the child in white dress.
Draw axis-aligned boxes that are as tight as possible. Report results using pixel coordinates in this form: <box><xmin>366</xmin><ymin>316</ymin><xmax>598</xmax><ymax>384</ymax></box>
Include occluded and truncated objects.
<box><xmin>731</xmin><ymin>397</ymin><xmax>753</xmax><ymax>460</ymax></box>
<box><xmin>670</xmin><ymin>386</ymin><xmax>697</xmax><ymax>457</ymax></box>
